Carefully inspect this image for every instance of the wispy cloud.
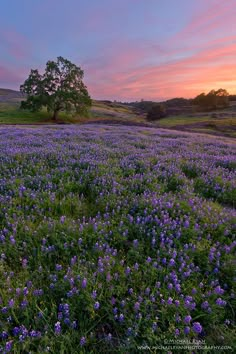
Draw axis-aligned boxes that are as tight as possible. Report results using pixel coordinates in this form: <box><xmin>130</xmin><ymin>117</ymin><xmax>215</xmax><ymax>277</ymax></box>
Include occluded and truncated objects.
<box><xmin>83</xmin><ymin>0</ymin><xmax>236</xmax><ymax>100</ymax></box>
<box><xmin>84</xmin><ymin>35</ymin><xmax>236</xmax><ymax>100</ymax></box>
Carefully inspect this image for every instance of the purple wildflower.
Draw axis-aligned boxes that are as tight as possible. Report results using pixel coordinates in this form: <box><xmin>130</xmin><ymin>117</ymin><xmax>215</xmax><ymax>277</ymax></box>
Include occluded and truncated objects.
<box><xmin>80</xmin><ymin>336</ymin><xmax>86</xmax><ymax>346</ymax></box>
<box><xmin>192</xmin><ymin>322</ymin><xmax>202</xmax><ymax>334</ymax></box>
<box><xmin>94</xmin><ymin>301</ymin><xmax>100</xmax><ymax>310</ymax></box>
<box><xmin>54</xmin><ymin>321</ymin><xmax>61</xmax><ymax>335</ymax></box>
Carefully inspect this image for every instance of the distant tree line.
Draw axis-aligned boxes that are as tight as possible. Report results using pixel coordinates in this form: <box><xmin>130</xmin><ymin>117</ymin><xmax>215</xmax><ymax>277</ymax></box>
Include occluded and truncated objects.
<box><xmin>122</xmin><ymin>88</ymin><xmax>231</xmax><ymax>121</ymax></box>
<box><xmin>192</xmin><ymin>88</ymin><xmax>229</xmax><ymax>111</ymax></box>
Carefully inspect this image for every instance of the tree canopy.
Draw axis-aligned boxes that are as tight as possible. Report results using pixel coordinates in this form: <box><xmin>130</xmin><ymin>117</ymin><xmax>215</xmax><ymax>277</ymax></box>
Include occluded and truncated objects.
<box><xmin>146</xmin><ymin>104</ymin><xmax>167</xmax><ymax>121</ymax></box>
<box><xmin>20</xmin><ymin>56</ymin><xmax>92</xmax><ymax>120</ymax></box>
<box><xmin>193</xmin><ymin>88</ymin><xmax>229</xmax><ymax>111</ymax></box>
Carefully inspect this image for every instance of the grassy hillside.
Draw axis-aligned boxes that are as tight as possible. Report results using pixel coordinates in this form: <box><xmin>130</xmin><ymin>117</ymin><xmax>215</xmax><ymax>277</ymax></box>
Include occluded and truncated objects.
<box><xmin>0</xmin><ymin>89</ymin><xmax>235</xmax><ymax>137</ymax></box>
<box><xmin>0</xmin><ymin>88</ymin><xmax>25</xmax><ymax>102</ymax></box>
<box><xmin>0</xmin><ymin>98</ymin><xmax>142</xmax><ymax>125</ymax></box>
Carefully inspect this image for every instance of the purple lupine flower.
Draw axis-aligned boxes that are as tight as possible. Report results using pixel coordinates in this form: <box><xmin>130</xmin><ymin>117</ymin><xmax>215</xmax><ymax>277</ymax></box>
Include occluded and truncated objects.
<box><xmin>1</xmin><ymin>306</ymin><xmax>8</xmax><ymax>314</ymax></box>
<box><xmin>214</xmin><ymin>286</ymin><xmax>224</xmax><ymax>295</ymax></box>
<box><xmin>175</xmin><ymin>284</ymin><xmax>181</xmax><ymax>292</ymax></box>
<box><xmin>106</xmin><ymin>272</ymin><xmax>112</xmax><ymax>282</ymax></box>
<box><xmin>106</xmin><ymin>333</ymin><xmax>112</xmax><ymax>341</ymax></box>
<box><xmin>94</xmin><ymin>301</ymin><xmax>100</xmax><ymax>310</ymax></box>
<box><xmin>192</xmin><ymin>322</ymin><xmax>202</xmax><ymax>334</ymax></box>
<box><xmin>10</xmin><ymin>236</ymin><xmax>16</xmax><ymax>245</ymax></box>
<box><xmin>22</xmin><ymin>259</ymin><xmax>28</xmax><ymax>268</ymax></box>
<box><xmin>23</xmin><ymin>287</ymin><xmax>28</xmax><ymax>296</ymax></box>
<box><xmin>70</xmin><ymin>256</ymin><xmax>77</xmax><ymax>266</ymax></box>
<box><xmin>150</xmin><ymin>295</ymin><xmax>155</xmax><ymax>302</ymax></box>
<box><xmin>71</xmin><ymin>321</ymin><xmax>77</xmax><ymax>329</ymax></box>
<box><xmin>175</xmin><ymin>328</ymin><xmax>180</xmax><ymax>336</ymax></box>
<box><xmin>38</xmin><ymin>312</ymin><xmax>43</xmax><ymax>319</ymax></box>
<box><xmin>5</xmin><ymin>340</ymin><xmax>13</xmax><ymax>353</ymax></box>
<box><xmin>125</xmin><ymin>267</ymin><xmax>131</xmax><ymax>275</ymax></box>
<box><xmin>134</xmin><ymin>262</ymin><xmax>139</xmax><ymax>270</ymax></box>
<box><xmin>134</xmin><ymin>302</ymin><xmax>140</xmax><ymax>312</ymax></box>
<box><xmin>128</xmin><ymin>288</ymin><xmax>133</xmax><ymax>295</ymax></box>
<box><xmin>152</xmin><ymin>322</ymin><xmax>158</xmax><ymax>331</ymax></box>
<box><xmin>81</xmin><ymin>278</ymin><xmax>87</xmax><ymax>288</ymax></box>
<box><xmin>80</xmin><ymin>336</ymin><xmax>86</xmax><ymax>346</ymax></box>
<box><xmin>184</xmin><ymin>326</ymin><xmax>190</xmax><ymax>335</ymax></box>
<box><xmin>55</xmin><ymin>264</ymin><xmax>62</xmax><ymax>271</ymax></box>
<box><xmin>111</xmin><ymin>297</ymin><xmax>116</xmax><ymax>305</ymax></box>
<box><xmin>184</xmin><ymin>220</ymin><xmax>190</xmax><ymax>228</ymax></box>
<box><xmin>184</xmin><ymin>315</ymin><xmax>192</xmax><ymax>324</ymax></box>
<box><xmin>120</xmin><ymin>300</ymin><xmax>126</xmax><ymax>308</ymax></box>
<box><xmin>216</xmin><ymin>298</ymin><xmax>226</xmax><ymax>306</ymax></box>
<box><xmin>119</xmin><ymin>313</ymin><xmax>124</xmax><ymax>322</ymax></box>
<box><xmin>175</xmin><ymin>300</ymin><xmax>180</xmax><ymax>307</ymax></box>
<box><xmin>13</xmin><ymin>327</ymin><xmax>20</xmax><ymax>336</ymax></box>
<box><xmin>16</xmin><ymin>288</ymin><xmax>21</xmax><ymax>296</ymax></box>
<box><xmin>156</xmin><ymin>281</ymin><xmax>161</xmax><ymax>288</ymax></box>
<box><xmin>58</xmin><ymin>312</ymin><xmax>63</xmax><ymax>320</ymax></box>
<box><xmin>1</xmin><ymin>331</ymin><xmax>8</xmax><ymax>339</ymax></box>
<box><xmin>30</xmin><ymin>330</ymin><xmax>38</xmax><ymax>337</ymax></box>
<box><xmin>91</xmin><ymin>290</ymin><xmax>97</xmax><ymax>299</ymax></box>
<box><xmin>8</xmin><ymin>299</ymin><xmax>14</xmax><ymax>308</ymax></box>
<box><xmin>54</xmin><ymin>321</ymin><xmax>61</xmax><ymax>335</ymax></box>
<box><xmin>27</xmin><ymin>280</ymin><xmax>33</xmax><ymax>288</ymax></box>
<box><xmin>175</xmin><ymin>314</ymin><xmax>181</xmax><ymax>323</ymax></box>
<box><xmin>201</xmin><ymin>301</ymin><xmax>209</xmax><ymax>310</ymax></box>
<box><xmin>64</xmin><ymin>318</ymin><xmax>70</xmax><ymax>326</ymax></box>
<box><xmin>60</xmin><ymin>215</ymin><xmax>66</xmax><ymax>224</ymax></box>
<box><xmin>63</xmin><ymin>303</ymin><xmax>70</xmax><ymax>315</ymax></box>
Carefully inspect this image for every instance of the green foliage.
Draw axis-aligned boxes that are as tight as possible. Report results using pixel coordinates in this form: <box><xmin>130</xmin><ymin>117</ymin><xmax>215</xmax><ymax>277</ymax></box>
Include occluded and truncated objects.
<box><xmin>20</xmin><ymin>56</ymin><xmax>92</xmax><ymax>120</ymax></box>
<box><xmin>163</xmin><ymin>97</ymin><xmax>191</xmax><ymax>107</ymax></box>
<box><xmin>193</xmin><ymin>88</ymin><xmax>229</xmax><ymax>111</ymax></box>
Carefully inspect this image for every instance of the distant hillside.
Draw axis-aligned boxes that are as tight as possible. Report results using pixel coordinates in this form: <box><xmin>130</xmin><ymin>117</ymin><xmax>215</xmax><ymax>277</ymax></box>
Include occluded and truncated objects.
<box><xmin>0</xmin><ymin>88</ymin><xmax>25</xmax><ymax>103</ymax></box>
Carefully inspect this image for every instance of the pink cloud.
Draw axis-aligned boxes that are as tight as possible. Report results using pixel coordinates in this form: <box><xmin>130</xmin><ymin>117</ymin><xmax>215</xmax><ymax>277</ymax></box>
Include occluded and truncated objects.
<box><xmin>0</xmin><ymin>29</ymin><xmax>30</xmax><ymax>60</ymax></box>
<box><xmin>85</xmin><ymin>36</ymin><xmax>236</xmax><ymax>101</ymax></box>
<box><xmin>0</xmin><ymin>65</ymin><xmax>25</xmax><ymax>84</ymax></box>
<box><xmin>171</xmin><ymin>0</ymin><xmax>236</xmax><ymax>44</ymax></box>
<box><xmin>83</xmin><ymin>0</ymin><xmax>236</xmax><ymax>101</ymax></box>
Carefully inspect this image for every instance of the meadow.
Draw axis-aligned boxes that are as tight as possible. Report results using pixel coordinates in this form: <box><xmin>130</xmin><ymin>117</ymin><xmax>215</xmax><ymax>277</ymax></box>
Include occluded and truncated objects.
<box><xmin>0</xmin><ymin>124</ymin><xmax>235</xmax><ymax>353</ymax></box>
<box><xmin>0</xmin><ymin>93</ymin><xmax>235</xmax><ymax>138</ymax></box>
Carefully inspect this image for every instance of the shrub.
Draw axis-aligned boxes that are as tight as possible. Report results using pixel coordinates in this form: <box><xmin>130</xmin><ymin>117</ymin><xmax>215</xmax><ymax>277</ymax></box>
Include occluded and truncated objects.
<box><xmin>146</xmin><ymin>104</ymin><xmax>167</xmax><ymax>121</ymax></box>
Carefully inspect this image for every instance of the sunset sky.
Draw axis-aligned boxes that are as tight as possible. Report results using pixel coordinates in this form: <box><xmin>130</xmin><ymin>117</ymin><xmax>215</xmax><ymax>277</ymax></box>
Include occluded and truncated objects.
<box><xmin>1</xmin><ymin>0</ymin><xmax>236</xmax><ymax>101</ymax></box>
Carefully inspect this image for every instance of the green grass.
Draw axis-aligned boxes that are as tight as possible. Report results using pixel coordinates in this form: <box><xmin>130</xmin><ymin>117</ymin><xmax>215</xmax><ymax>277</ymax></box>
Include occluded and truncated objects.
<box><xmin>0</xmin><ymin>103</ymin><xmax>81</xmax><ymax>124</ymax></box>
<box><xmin>0</xmin><ymin>105</ymin><xmax>48</xmax><ymax>124</ymax></box>
<box><xmin>154</xmin><ymin>115</ymin><xmax>236</xmax><ymax>137</ymax></box>
<box><xmin>156</xmin><ymin>116</ymin><xmax>209</xmax><ymax>126</ymax></box>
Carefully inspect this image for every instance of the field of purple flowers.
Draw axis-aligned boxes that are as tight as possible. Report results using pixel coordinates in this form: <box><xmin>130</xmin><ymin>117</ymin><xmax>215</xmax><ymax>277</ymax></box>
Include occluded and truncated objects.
<box><xmin>0</xmin><ymin>125</ymin><xmax>235</xmax><ymax>353</ymax></box>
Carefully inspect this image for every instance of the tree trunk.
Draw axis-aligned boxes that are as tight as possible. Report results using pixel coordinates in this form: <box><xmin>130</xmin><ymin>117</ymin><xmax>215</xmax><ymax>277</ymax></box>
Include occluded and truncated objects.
<box><xmin>52</xmin><ymin>110</ymin><xmax>59</xmax><ymax>121</ymax></box>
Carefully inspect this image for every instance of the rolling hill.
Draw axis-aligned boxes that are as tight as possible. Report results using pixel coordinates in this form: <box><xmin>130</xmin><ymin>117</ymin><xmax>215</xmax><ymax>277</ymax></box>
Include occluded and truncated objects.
<box><xmin>0</xmin><ymin>88</ymin><xmax>235</xmax><ymax>137</ymax></box>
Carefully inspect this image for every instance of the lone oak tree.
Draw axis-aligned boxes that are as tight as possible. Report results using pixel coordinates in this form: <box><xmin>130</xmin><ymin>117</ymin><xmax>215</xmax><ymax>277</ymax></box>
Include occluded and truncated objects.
<box><xmin>20</xmin><ymin>56</ymin><xmax>92</xmax><ymax>120</ymax></box>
